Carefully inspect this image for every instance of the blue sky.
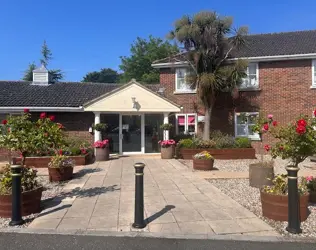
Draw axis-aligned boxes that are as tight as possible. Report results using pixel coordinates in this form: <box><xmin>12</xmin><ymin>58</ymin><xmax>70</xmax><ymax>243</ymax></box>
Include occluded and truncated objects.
<box><xmin>1</xmin><ymin>0</ymin><xmax>315</xmax><ymax>81</ymax></box>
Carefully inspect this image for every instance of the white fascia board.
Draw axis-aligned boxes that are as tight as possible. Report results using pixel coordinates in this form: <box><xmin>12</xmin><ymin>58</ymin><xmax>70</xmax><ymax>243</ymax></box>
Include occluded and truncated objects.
<box><xmin>151</xmin><ymin>62</ymin><xmax>189</xmax><ymax>68</ymax></box>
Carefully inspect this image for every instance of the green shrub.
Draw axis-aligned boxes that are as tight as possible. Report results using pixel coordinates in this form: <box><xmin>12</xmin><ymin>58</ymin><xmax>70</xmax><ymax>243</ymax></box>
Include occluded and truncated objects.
<box><xmin>195</xmin><ymin>139</ymin><xmax>216</xmax><ymax>149</ymax></box>
<box><xmin>70</xmin><ymin>147</ymin><xmax>81</xmax><ymax>155</ymax></box>
<box><xmin>178</xmin><ymin>139</ymin><xmax>195</xmax><ymax>148</ymax></box>
<box><xmin>235</xmin><ymin>137</ymin><xmax>252</xmax><ymax>148</ymax></box>
<box><xmin>210</xmin><ymin>130</ymin><xmax>236</xmax><ymax>149</ymax></box>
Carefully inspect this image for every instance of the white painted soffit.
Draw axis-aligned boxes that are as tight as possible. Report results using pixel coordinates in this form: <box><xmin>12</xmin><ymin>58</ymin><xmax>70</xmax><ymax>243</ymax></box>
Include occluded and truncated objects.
<box><xmin>0</xmin><ymin>106</ymin><xmax>83</xmax><ymax>113</ymax></box>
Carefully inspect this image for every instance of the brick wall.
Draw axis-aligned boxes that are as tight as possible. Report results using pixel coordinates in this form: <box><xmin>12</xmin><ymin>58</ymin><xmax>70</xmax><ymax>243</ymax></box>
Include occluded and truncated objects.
<box><xmin>160</xmin><ymin>59</ymin><xmax>315</xmax><ymax>152</ymax></box>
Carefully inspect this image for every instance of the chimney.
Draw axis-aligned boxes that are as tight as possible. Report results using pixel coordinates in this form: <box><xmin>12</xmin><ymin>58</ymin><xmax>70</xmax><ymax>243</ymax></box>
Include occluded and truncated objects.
<box><xmin>32</xmin><ymin>64</ymin><xmax>52</xmax><ymax>85</ymax></box>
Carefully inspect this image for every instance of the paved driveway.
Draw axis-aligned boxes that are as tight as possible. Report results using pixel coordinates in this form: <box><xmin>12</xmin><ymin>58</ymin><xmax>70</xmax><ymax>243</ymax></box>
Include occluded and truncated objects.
<box><xmin>29</xmin><ymin>158</ymin><xmax>278</xmax><ymax>237</ymax></box>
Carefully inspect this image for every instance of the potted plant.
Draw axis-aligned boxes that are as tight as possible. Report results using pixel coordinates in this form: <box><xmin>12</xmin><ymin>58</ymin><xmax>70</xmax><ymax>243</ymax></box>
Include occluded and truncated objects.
<box><xmin>158</xmin><ymin>139</ymin><xmax>176</xmax><ymax>159</ymax></box>
<box><xmin>93</xmin><ymin>139</ymin><xmax>110</xmax><ymax>161</ymax></box>
<box><xmin>306</xmin><ymin>176</ymin><xmax>316</xmax><ymax>203</ymax></box>
<box><xmin>193</xmin><ymin>151</ymin><xmax>214</xmax><ymax>170</ymax></box>
<box><xmin>249</xmin><ymin>113</ymin><xmax>275</xmax><ymax>188</ymax></box>
<box><xmin>160</xmin><ymin>123</ymin><xmax>173</xmax><ymax>140</ymax></box>
<box><xmin>93</xmin><ymin>123</ymin><xmax>108</xmax><ymax>132</ymax></box>
<box><xmin>48</xmin><ymin>152</ymin><xmax>75</xmax><ymax>182</ymax></box>
<box><xmin>260</xmin><ymin>113</ymin><xmax>316</xmax><ymax>222</ymax></box>
<box><xmin>0</xmin><ymin>165</ymin><xmax>43</xmax><ymax>218</ymax></box>
<box><xmin>261</xmin><ymin>174</ymin><xmax>309</xmax><ymax>221</ymax></box>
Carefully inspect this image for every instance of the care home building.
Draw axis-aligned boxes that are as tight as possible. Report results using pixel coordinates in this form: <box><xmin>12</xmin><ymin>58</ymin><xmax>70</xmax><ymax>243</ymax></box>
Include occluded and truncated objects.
<box><xmin>1</xmin><ymin>29</ymin><xmax>316</xmax><ymax>158</ymax></box>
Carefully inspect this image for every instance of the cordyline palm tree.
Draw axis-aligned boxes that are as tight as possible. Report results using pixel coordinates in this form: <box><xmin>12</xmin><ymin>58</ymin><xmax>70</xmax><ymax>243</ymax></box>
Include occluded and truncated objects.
<box><xmin>168</xmin><ymin>11</ymin><xmax>248</xmax><ymax>140</ymax></box>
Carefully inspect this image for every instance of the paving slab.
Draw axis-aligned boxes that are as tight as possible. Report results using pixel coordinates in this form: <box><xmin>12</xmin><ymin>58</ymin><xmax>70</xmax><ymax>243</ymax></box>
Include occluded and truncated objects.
<box><xmin>27</xmin><ymin>157</ymin><xmax>279</xmax><ymax>238</ymax></box>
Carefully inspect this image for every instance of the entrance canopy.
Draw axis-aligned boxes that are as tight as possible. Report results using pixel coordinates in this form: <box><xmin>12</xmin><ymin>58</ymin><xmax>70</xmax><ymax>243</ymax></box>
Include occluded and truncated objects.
<box><xmin>84</xmin><ymin>79</ymin><xmax>181</xmax><ymax>113</ymax></box>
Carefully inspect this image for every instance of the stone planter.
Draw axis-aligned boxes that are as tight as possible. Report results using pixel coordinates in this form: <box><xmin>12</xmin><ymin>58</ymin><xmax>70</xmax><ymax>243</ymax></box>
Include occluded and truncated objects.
<box><xmin>260</xmin><ymin>190</ymin><xmax>309</xmax><ymax>221</ymax></box>
<box><xmin>13</xmin><ymin>153</ymin><xmax>91</xmax><ymax>168</ymax></box>
<box><xmin>95</xmin><ymin>147</ymin><xmax>109</xmax><ymax>161</ymax></box>
<box><xmin>179</xmin><ymin>148</ymin><xmax>256</xmax><ymax>160</ymax></box>
<box><xmin>193</xmin><ymin>159</ymin><xmax>214</xmax><ymax>171</ymax></box>
<box><xmin>309</xmin><ymin>191</ymin><xmax>316</xmax><ymax>203</ymax></box>
<box><xmin>0</xmin><ymin>187</ymin><xmax>43</xmax><ymax>218</ymax></box>
<box><xmin>249</xmin><ymin>161</ymin><xmax>274</xmax><ymax>188</ymax></box>
<box><xmin>161</xmin><ymin>146</ymin><xmax>174</xmax><ymax>159</ymax></box>
<box><xmin>48</xmin><ymin>167</ymin><xmax>74</xmax><ymax>182</ymax></box>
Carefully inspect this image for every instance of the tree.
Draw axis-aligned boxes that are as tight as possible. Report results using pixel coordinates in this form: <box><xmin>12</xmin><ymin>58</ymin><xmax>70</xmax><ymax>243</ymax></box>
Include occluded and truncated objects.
<box><xmin>22</xmin><ymin>40</ymin><xmax>64</xmax><ymax>82</ymax></box>
<box><xmin>82</xmin><ymin>68</ymin><xmax>119</xmax><ymax>83</ymax></box>
<box><xmin>168</xmin><ymin>11</ymin><xmax>248</xmax><ymax>140</ymax></box>
<box><xmin>119</xmin><ymin>35</ymin><xmax>179</xmax><ymax>83</ymax></box>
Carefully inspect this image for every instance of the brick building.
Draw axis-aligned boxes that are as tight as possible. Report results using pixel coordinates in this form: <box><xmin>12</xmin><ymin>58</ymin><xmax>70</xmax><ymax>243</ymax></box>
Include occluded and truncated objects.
<box><xmin>1</xmin><ymin>30</ymin><xmax>316</xmax><ymax>159</ymax></box>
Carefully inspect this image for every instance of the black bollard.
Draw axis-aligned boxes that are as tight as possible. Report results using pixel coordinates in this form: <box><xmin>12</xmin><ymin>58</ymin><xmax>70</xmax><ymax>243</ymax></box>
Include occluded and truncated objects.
<box><xmin>9</xmin><ymin>165</ymin><xmax>24</xmax><ymax>226</ymax></box>
<box><xmin>285</xmin><ymin>166</ymin><xmax>302</xmax><ymax>234</ymax></box>
<box><xmin>132</xmin><ymin>162</ymin><xmax>146</xmax><ymax>229</ymax></box>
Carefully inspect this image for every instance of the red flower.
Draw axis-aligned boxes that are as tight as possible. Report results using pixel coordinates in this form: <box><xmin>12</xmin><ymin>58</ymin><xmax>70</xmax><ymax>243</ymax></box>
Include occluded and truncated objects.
<box><xmin>279</xmin><ymin>146</ymin><xmax>284</xmax><ymax>150</ymax></box>
<box><xmin>314</xmin><ymin>109</ymin><xmax>316</xmax><ymax>117</ymax></box>
<box><xmin>49</xmin><ymin>115</ymin><xmax>55</xmax><ymax>121</ymax></box>
<box><xmin>44</xmin><ymin>133</ymin><xmax>48</xmax><ymax>137</ymax></box>
<box><xmin>24</xmin><ymin>108</ymin><xmax>29</xmax><ymax>113</ymax></box>
<box><xmin>81</xmin><ymin>149</ymin><xmax>87</xmax><ymax>155</ymax></box>
<box><xmin>40</xmin><ymin>112</ymin><xmax>47</xmax><ymax>119</ymax></box>
<box><xmin>59</xmin><ymin>149</ymin><xmax>63</xmax><ymax>156</ymax></box>
<box><xmin>262</xmin><ymin>123</ymin><xmax>269</xmax><ymax>131</ymax></box>
<box><xmin>1</xmin><ymin>120</ymin><xmax>7</xmax><ymax>125</ymax></box>
<box><xmin>264</xmin><ymin>145</ymin><xmax>270</xmax><ymax>152</ymax></box>
<box><xmin>297</xmin><ymin>119</ymin><xmax>307</xmax><ymax>127</ymax></box>
<box><xmin>296</xmin><ymin>125</ymin><xmax>306</xmax><ymax>135</ymax></box>
<box><xmin>7</xmin><ymin>128</ymin><xmax>10</xmax><ymax>132</ymax></box>
<box><xmin>272</xmin><ymin>121</ymin><xmax>278</xmax><ymax>127</ymax></box>
<box><xmin>57</xmin><ymin>123</ymin><xmax>64</xmax><ymax>129</ymax></box>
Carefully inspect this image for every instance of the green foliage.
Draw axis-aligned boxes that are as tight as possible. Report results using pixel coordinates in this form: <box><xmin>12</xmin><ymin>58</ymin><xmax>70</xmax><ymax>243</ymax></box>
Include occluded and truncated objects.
<box><xmin>0</xmin><ymin>165</ymin><xmax>39</xmax><ymax>195</ymax></box>
<box><xmin>22</xmin><ymin>62</ymin><xmax>36</xmax><ymax>81</ymax></box>
<box><xmin>119</xmin><ymin>35</ymin><xmax>179</xmax><ymax>83</ymax></box>
<box><xmin>173</xmin><ymin>134</ymin><xmax>193</xmax><ymax>142</ymax></box>
<box><xmin>178</xmin><ymin>138</ymin><xmax>195</xmax><ymax>148</ymax></box>
<box><xmin>93</xmin><ymin>123</ymin><xmax>108</xmax><ymax>131</ymax></box>
<box><xmin>160</xmin><ymin>123</ymin><xmax>173</xmax><ymax>130</ymax></box>
<box><xmin>306</xmin><ymin>176</ymin><xmax>316</xmax><ymax>192</ymax></box>
<box><xmin>69</xmin><ymin>147</ymin><xmax>81</xmax><ymax>155</ymax></box>
<box><xmin>194</xmin><ymin>138</ymin><xmax>216</xmax><ymax>149</ymax></box>
<box><xmin>49</xmin><ymin>154</ymin><xmax>75</xmax><ymax>169</ymax></box>
<box><xmin>263</xmin><ymin>174</ymin><xmax>308</xmax><ymax>195</ymax></box>
<box><xmin>82</xmin><ymin>68</ymin><xmax>119</xmax><ymax>83</ymax></box>
<box><xmin>235</xmin><ymin>137</ymin><xmax>252</xmax><ymax>148</ymax></box>
<box><xmin>168</xmin><ymin>11</ymin><xmax>248</xmax><ymax>139</ymax></box>
<box><xmin>210</xmin><ymin>131</ymin><xmax>236</xmax><ymax>149</ymax></box>
<box><xmin>40</xmin><ymin>40</ymin><xmax>53</xmax><ymax>67</ymax></box>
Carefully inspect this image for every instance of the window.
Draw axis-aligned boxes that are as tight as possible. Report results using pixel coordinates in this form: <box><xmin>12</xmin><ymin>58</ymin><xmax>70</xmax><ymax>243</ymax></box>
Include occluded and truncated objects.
<box><xmin>176</xmin><ymin>114</ymin><xmax>197</xmax><ymax>135</ymax></box>
<box><xmin>235</xmin><ymin>112</ymin><xmax>260</xmax><ymax>140</ymax></box>
<box><xmin>312</xmin><ymin>59</ymin><xmax>316</xmax><ymax>87</ymax></box>
<box><xmin>240</xmin><ymin>63</ymin><xmax>259</xmax><ymax>89</ymax></box>
<box><xmin>175</xmin><ymin>68</ymin><xmax>196</xmax><ymax>93</ymax></box>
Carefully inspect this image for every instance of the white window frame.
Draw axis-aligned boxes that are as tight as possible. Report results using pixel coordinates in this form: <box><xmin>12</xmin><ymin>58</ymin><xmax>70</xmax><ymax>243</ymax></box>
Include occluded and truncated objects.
<box><xmin>175</xmin><ymin>113</ymin><xmax>197</xmax><ymax>135</ymax></box>
<box><xmin>234</xmin><ymin>112</ymin><xmax>260</xmax><ymax>140</ymax></box>
<box><xmin>175</xmin><ymin>68</ymin><xmax>196</xmax><ymax>93</ymax></box>
<box><xmin>312</xmin><ymin>59</ymin><xmax>316</xmax><ymax>88</ymax></box>
<box><xmin>240</xmin><ymin>63</ymin><xmax>259</xmax><ymax>90</ymax></box>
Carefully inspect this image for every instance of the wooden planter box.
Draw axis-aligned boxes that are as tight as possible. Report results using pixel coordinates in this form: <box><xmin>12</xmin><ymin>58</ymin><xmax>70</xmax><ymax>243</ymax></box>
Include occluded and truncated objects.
<box><xmin>12</xmin><ymin>154</ymin><xmax>91</xmax><ymax>168</ymax></box>
<box><xmin>260</xmin><ymin>190</ymin><xmax>309</xmax><ymax>222</ymax></box>
<box><xmin>193</xmin><ymin>159</ymin><xmax>214</xmax><ymax>171</ymax></box>
<box><xmin>48</xmin><ymin>167</ymin><xmax>74</xmax><ymax>182</ymax></box>
<box><xmin>309</xmin><ymin>191</ymin><xmax>316</xmax><ymax>203</ymax></box>
<box><xmin>0</xmin><ymin>187</ymin><xmax>43</xmax><ymax>218</ymax></box>
<box><xmin>179</xmin><ymin>148</ymin><xmax>256</xmax><ymax>160</ymax></box>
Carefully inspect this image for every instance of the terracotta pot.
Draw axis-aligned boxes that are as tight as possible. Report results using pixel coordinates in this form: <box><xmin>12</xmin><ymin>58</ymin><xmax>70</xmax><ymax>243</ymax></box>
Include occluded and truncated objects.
<box><xmin>161</xmin><ymin>146</ymin><xmax>174</xmax><ymax>159</ymax></box>
<box><xmin>48</xmin><ymin>167</ymin><xmax>73</xmax><ymax>182</ymax></box>
<box><xmin>309</xmin><ymin>191</ymin><xmax>316</xmax><ymax>203</ymax></box>
<box><xmin>0</xmin><ymin>187</ymin><xmax>43</xmax><ymax>218</ymax></box>
<box><xmin>249</xmin><ymin>162</ymin><xmax>274</xmax><ymax>188</ymax></box>
<box><xmin>260</xmin><ymin>190</ymin><xmax>309</xmax><ymax>221</ymax></box>
<box><xmin>193</xmin><ymin>159</ymin><xmax>214</xmax><ymax>171</ymax></box>
<box><xmin>179</xmin><ymin>148</ymin><xmax>256</xmax><ymax>160</ymax></box>
<box><xmin>95</xmin><ymin>147</ymin><xmax>109</xmax><ymax>161</ymax></box>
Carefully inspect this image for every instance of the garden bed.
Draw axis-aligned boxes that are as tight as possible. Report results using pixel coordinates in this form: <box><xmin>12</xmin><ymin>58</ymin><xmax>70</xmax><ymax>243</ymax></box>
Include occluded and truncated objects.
<box><xmin>12</xmin><ymin>153</ymin><xmax>92</xmax><ymax>168</ymax></box>
<box><xmin>179</xmin><ymin>148</ymin><xmax>256</xmax><ymax>160</ymax></box>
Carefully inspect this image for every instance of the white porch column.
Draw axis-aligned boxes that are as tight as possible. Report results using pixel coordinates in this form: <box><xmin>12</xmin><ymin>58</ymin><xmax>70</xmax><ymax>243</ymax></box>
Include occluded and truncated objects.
<box><xmin>94</xmin><ymin>112</ymin><xmax>101</xmax><ymax>142</ymax></box>
<box><xmin>163</xmin><ymin>112</ymin><xmax>169</xmax><ymax>140</ymax></box>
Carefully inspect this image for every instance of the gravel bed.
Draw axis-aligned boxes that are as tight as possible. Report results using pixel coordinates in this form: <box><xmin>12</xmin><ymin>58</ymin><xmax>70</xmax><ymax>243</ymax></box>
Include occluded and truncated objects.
<box><xmin>180</xmin><ymin>154</ymin><xmax>314</xmax><ymax>174</ymax></box>
<box><xmin>0</xmin><ymin>175</ymin><xmax>66</xmax><ymax>229</ymax></box>
<box><xmin>207</xmin><ymin>178</ymin><xmax>316</xmax><ymax>238</ymax></box>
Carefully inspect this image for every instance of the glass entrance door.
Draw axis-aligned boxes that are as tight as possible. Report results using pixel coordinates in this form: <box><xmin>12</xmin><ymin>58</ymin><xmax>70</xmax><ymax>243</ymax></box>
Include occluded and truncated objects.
<box><xmin>121</xmin><ymin>115</ymin><xmax>142</xmax><ymax>153</ymax></box>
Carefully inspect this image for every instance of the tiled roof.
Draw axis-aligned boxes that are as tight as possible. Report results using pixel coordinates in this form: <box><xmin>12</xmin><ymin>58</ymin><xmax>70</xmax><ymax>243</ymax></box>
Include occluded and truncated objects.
<box><xmin>153</xmin><ymin>30</ymin><xmax>316</xmax><ymax>64</ymax></box>
<box><xmin>0</xmin><ymin>81</ymin><xmax>162</xmax><ymax>107</ymax></box>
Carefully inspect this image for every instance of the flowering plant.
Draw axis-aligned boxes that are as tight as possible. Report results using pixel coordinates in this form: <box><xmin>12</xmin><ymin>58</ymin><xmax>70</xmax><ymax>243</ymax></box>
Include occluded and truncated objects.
<box><xmin>48</xmin><ymin>154</ymin><xmax>75</xmax><ymax>169</ymax></box>
<box><xmin>158</xmin><ymin>139</ymin><xmax>176</xmax><ymax>148</ymax></box>
<box><xmin>193</xmin><ymin>151</ymin><xmax>214</xmax><ymax>160</ymax></box>
<box><xmin>265</xmin><ymin>113</ymin><xmax>316</xmax><ymax>167</ymax></box>
<box><xmin>93</xmin><ymin>139</ymin><xmax>109</xmax><ymax>148</ymax></box>
<box><xmin>306</xmin><ymin>176</ymin><xmax>316</xmax><ymax>192</ymax></box>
